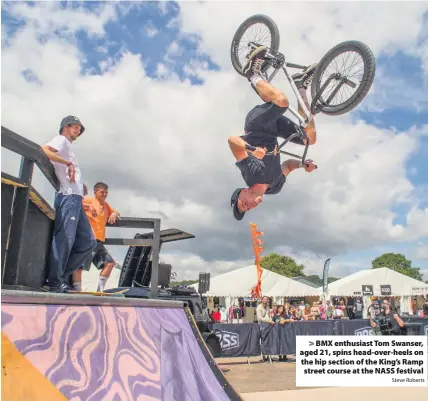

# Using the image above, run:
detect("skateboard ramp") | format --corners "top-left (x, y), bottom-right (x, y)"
top-left (1, 290), bottom-right (241, 401)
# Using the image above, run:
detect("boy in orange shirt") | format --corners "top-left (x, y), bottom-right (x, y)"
top-left (71, 182), bottom-right (120, 291)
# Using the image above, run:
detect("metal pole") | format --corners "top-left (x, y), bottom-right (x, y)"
top-left (150, 218), bottom-right (161, 298)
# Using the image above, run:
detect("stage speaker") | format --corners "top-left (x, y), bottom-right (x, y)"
top-left (198, 273), bottom-right (210, 294)
top-left (158, 263), bottom-right (172, 287)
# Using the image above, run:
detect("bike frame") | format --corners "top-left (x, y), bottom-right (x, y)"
top-left (248, 44), bottom-right (313, 162)
top-left (245, 38), bottom-right (360, 163)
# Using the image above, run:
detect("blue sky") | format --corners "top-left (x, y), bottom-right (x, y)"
top-left (2, 1), bottom-right (218, 84)
top-left (1, 1), bottom-right (427, 281)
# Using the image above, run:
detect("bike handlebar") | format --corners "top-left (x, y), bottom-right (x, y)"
top-left (245, 144), bottom-right (317, 169)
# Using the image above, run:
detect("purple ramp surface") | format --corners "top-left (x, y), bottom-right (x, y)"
top-left (1, 303), bottom-right (232, 401)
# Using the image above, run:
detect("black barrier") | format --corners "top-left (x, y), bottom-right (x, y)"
top-left (335, 319), bottom-right (374, 336)
top-left (261, 320), bottom-right (336, 355)
top-left (337, 318), bottom-right (428, 336)
top-left (213, 319), bottom-right (428, 358)
top-left (213, 323), bottom-right (261, 357)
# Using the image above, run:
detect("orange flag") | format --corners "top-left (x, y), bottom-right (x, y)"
top-left (250, 222), bottom-right (265, 298)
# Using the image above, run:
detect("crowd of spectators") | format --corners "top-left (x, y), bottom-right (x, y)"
top-left (256, 296), bottom-right (364, 324)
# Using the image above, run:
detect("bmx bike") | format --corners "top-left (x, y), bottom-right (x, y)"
top-left (230, 14), bottom-right (376, 163)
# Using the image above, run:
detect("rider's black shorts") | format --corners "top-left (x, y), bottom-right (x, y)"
top-left (244, 102), bottom-right (305, 145)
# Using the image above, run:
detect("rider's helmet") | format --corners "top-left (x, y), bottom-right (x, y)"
top-left (59, 115), bottom-right (85, 136)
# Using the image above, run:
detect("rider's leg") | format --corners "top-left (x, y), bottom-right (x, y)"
top-left (253, 79), bottom-right (289, 108)
top-left (242, 45), bottom-right (289, 108)
top-left (293, 64), bottom-right (318, 145)
top-left (297, 88), bottom-right (316, 145)
top-left (245, 82), bottom-right (291, 133)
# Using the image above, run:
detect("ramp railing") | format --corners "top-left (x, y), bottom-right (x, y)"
top-left (1, 126), bottom-right (162, 296)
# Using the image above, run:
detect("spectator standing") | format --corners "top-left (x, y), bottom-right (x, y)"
top-left (339, 299), bottom-right (349, 318)
top-left (290, 305), bottom-right (299, 320)
top-left (256, 296), bottom-right (275, 363)
top-left (310, 301), bottom-right (320, 320)
top-left (72, 182), bottom-right (120, 292)
top-left (421, 298), bottom-right (428, 318)
top-left (284, 303), bottom-right (294, 320)
top-left (256, 296), bottom-right (274, 324)
top-left (326, 304), bottom-right (335, 319)
top-left (353, 297), bottom-right (363, 319)
top-left (334, 304), bottom-right (345, 319)
top-left (41, 116), bottom-right (96, 292)
top-left (317, 300), bottom-right (326, 320)
top-left (270, 304), bottom-right (279, 318)
top-left (301, 303), bottom-right (312, 320)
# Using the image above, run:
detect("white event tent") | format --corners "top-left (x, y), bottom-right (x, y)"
top-left (319, 267), bottom-right (428, 297)
top-left (318, 267), bottom-right (428, 316)
top-left (189, 264), bottom-right (319, 297)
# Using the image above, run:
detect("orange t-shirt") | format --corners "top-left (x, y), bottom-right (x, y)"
top-left (83, 197), bottom-right (117, 242)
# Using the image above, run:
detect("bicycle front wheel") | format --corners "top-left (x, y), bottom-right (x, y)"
top-left (311, 41), bottom-right (376, 116)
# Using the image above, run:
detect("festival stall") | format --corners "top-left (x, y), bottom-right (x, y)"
top-left (190, 264), bottom-right (318, 321)
top-left (318, 267), bottom-right (428, 317)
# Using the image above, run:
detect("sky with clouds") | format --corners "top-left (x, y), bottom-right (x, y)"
top-left (1, 1), bottom-right (428, 284)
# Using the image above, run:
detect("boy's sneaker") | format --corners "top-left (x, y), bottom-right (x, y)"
top-left (292, 63), bottom-right (318, 90)
top-left (242, 45), bottom-right (267, 80)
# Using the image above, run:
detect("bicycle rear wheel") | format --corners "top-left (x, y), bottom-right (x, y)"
top-left (230, 14), bottom-right (280, 77)
top-left (310, 41), bottom-right (376, 116)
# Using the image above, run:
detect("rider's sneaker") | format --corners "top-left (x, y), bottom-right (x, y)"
top-left (242, 46), bottom-right (267, 80)
top-left (292, 63), bottom-right (318, 90)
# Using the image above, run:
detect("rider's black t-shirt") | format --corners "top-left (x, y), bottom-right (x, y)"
top-left (236, 131), bottom-right (286, 194)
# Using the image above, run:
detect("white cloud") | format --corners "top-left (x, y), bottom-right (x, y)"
top-left (178, 2), bottom-right (428, 110)
top-left (2, 2), bottom-right (118, 38)
top-left (410, 243), bottom-right (428, 261)
top-left (2, 2), bottom-right (428, 281)
top-left (143, 21), bottom-right (159, 38)
top-left (178, 2), bottom-right (428, 69)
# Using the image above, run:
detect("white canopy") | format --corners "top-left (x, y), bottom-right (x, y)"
top-left (189, 265), bottom-right (319, 297)
top-left (320, 267), bottom-right (428, 296)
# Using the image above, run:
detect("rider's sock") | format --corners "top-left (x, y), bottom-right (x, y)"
top-left (250, 74), bottom-right (263, 88)
top-left (73, 281), bottom-right (82, 291)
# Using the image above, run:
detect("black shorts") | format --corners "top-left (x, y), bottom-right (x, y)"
top-left (82, 240), bottom-right (115, 271)
top-left (244, 102), bottom-right (305, 145)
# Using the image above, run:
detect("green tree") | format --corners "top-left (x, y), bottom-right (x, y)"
top-left (260, 253), bottom-right (305, 277)
top-left (371, 253), bottom-right (423, 281)
top-left (304, 274), bottom-right (340, 287)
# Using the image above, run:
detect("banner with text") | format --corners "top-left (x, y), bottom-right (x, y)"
top-left (213, 323), bottom-right (261, 357)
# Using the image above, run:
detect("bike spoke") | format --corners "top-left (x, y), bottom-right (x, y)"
top-left (317, 49), bottom-right (366, 106)
top-left (235, 23), bottom-right (273, 69)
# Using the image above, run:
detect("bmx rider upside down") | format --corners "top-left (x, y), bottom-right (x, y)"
top-left (229, 46), bottom-right (318, 221)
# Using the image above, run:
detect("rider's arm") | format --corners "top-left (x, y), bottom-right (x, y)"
top-left (228, 136), bottom-right (252, 162)
top-left (281, 159), bottom-right (301, 177)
